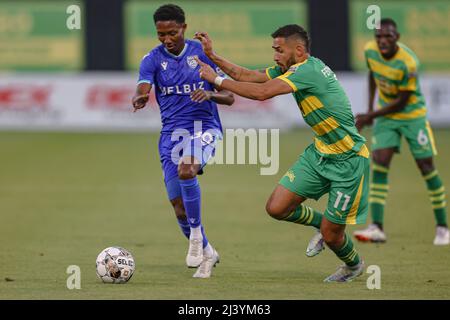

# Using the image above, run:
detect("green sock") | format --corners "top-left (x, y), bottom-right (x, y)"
top-left (331, 233), bottom-right (361, 267)
top-left (424, 170), bottom-right (448, 226)
top-left (370, 163), bottom-right (389, 227)
top-left (283, 204), bottom-right (323, 229)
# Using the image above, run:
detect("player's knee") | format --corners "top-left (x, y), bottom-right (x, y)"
top-left (372, 151), bottom-right (391, 168)
top-left (177, 164), bottom-right (197, 180)
top-left (416, 158), bottom-right (434, 175)
top-left (265, 200), bottom-right (285, 220)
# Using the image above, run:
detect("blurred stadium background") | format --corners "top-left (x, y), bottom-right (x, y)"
top-left (1, 0), bottom-right (450, 299)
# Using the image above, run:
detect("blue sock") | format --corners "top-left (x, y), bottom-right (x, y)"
top-left (179, 177), bottom-right (202, 228)
top-left (179, 177), bottom-right (210, 248)
top-left (176, 219), bottom-right (209, 248)
top-left (176, 218), bottom-right (190, 239)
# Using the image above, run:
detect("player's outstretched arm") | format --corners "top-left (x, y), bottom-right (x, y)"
top-left (132, 83), bottom-right (151, 112)
top-left (194, 31), bottom-right (269, 84)
top-left (195, 57), bottom-right (292, 101)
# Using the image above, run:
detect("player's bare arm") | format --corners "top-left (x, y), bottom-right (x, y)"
top-left (190, 88), bottom-right (234, 105)
top-left (196, 57), bottom-right (291, 100)
top-left (355, 90), bottom-right (412, 131)
top-left (132, 82), bottom-right (151, 112)
top-left (194, 31), bottom-right (269, 83)
top-left (354, 71), bottom-right (376, 130)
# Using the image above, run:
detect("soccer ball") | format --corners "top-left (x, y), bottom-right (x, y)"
top-left (96, 247), bottom-right (135, 284)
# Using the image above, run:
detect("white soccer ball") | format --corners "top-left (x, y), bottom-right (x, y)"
top-left (96, 247), bottom-right (135, 284)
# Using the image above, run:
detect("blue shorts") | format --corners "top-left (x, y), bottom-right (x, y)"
top-left (159, 128), bottom-right (222, 200)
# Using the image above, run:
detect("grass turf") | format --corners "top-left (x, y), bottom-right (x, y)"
top-left (1, 129), bottom-right (450, 299)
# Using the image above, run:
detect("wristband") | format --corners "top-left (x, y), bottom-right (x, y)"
top-left (214, 76), bottom-right (225, 87)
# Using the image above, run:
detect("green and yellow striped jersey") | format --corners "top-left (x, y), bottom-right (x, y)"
top-left (266, 56), bottom-right (368, 160)
top-left (364, 40), bottom-right (426, 121)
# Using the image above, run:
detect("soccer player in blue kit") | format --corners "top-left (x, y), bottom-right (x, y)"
top-left (132, 4), bottom-right (234, 278)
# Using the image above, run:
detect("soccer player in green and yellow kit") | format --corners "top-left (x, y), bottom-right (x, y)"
top-left (353, 18), bottom-right (449, 245)
top-left (194, 24), bottom-right (369, 282)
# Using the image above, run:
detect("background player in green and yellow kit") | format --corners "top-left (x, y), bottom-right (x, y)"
top-left (194, 24), bottom-right (369, 282)
top-left (353, 18), bottom-right (449, 245)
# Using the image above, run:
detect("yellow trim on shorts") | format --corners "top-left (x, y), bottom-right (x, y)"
top-left (346, 175), bottom-right (365, 224)
top-left (426, 120), bottom-right (438, 156)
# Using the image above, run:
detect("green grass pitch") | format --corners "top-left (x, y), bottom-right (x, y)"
top-left (1, 129), bottom-right (450, 299)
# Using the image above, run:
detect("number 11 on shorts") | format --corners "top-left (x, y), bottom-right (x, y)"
top-left (334, 191), bottom-right (351, 211)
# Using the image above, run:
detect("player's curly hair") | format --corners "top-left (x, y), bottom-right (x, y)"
top-left (271, 24), bottom-right (310, 52)
top-left (380, 18), bottom-right (397, 29)
top-left (153, 4), bottom-right (185, 24)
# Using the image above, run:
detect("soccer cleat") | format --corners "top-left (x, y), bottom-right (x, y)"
top-left (433, 226), bottom-right (450, 245)
top-left (353, 224), bottom-right (387, 243)
top-left (306, 229), bottom-right (325, 257)
top-left (193, 249), bottom-right (220, 278)
top-left (323, 260), bottom-right (365, 283)
top-left (186, 236), bottom-right (203, 268)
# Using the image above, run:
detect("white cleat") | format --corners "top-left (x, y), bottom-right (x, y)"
top-left (306, 229), bottom-right (325, 257)
top-left (193, 249), bottom-right (220, 278)
top-left (324, 260), bottom-right (365, 283)
top-left (186, 236), bottom-right (203, 268)
top-left (434, 226), bottom-right (450, 245)
top-left (353, 224), bottom-right (387, 243)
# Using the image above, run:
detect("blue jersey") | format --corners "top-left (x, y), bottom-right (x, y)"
top-left (138, 39), bottom-right (223, 134)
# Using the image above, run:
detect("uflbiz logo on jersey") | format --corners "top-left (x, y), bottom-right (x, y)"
top-left (161, 61), bottom-right (168, 70)
top-left (187, 55), bottom-right (198, 69)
